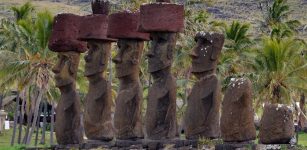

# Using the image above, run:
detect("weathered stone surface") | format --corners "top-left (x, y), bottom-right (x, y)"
top-left (221, 78), bottom-right (256, 142)
top-left (138, 3), bottom-right (184, 33)
top-left (184, 32), bottom-right (224, 140)
top-left (113, 39), bottom-right (144, 140)
top-left (48, 14), bottom-right (87, 53)
top-left (83, 41), bottom-right (114, 141)
top-left (259, 104), bottom-right (295, 144)
top-left (147, 33), bottom-right (177, 73)
top-left (78, 15), bottom-right (116, 42)
top-left (156, 0), bottom-right (171, 2)
top-left (184, 75), bottom-right (221, 139)
top-left (108, 11), bottom-right (150, 40)
top-left (52, 51), bottom-right (83, 145)
top-left (91, 0), bottom-right (109, 15)
top-left (190, 32), bottom-right (225, 73)
top-left (145, 32), bottom-right (178, 140)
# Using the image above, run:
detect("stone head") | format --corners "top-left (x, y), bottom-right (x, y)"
top-left (190, 31), bottom-right (224, 74)
top-left (146, 32), bottom-right (176, 73)
top-left (52, 51), bottom-right (80, 87)
top-left (112, 39), bottom-right (144, 78)
top-left (84, 41), bottom-right (111, 77)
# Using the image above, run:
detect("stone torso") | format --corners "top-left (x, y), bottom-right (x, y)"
top-left (145, 74), bottom-right (177, 140)
top-left (184, 74), bottom-right (221, 139)
top-left (55, 89), bottom-right (83, 145)
top-left (84, 78), bottom-right (114, 140)
top-left (114, 81), bottom-right (143, 140)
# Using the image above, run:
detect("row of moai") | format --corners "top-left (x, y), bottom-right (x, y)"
top-left (48, 0), bottom-right (295, 147)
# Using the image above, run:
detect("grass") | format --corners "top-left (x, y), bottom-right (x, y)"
top-left (298, 132), bottom-right (307, 146)
top-left (0, 126), bottom-right (55, 150)
top-left (2, 128), bottom-right (307, 149)
top-left (0, 0), bottom-right (90, 19)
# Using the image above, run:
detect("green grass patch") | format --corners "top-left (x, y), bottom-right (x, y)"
top-left (0, 126), bottom-right (55, 148)
top-left (298, 132), bottom-right (307, 147)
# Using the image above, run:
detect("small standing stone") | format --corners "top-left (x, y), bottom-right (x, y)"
top-left (259, 104), bottom-right (295, 144)
top-left (221, 78), bottom-right (256, 142)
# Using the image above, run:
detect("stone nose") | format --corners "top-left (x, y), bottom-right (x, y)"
top-left (189, 49), bottom-right (198, 59)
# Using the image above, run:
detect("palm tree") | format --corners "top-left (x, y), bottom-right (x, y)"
top-left (0, 3), bottom-right (57, 145)
top-left (224, 21), bottom-right (252, 53)
top-left (215, 21), bottom-right (255, 90)
top-left (11, 2), bottom-right (34, 22)
top-left (261, 0), bottom-right (301, 35)
top-left (252, 37), bottom-right (306, 105)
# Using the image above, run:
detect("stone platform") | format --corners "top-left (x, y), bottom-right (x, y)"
top-left (50, 139), bottom-right (200, 150)
top-left (216, 143), bottom-right (295, 150)
top-left (47, 140), bottom-right (296, 150)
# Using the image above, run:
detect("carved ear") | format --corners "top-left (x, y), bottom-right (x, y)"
top-left (211, 34), bottom-right (225, 60)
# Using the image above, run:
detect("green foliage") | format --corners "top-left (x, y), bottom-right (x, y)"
top-left (262, 0), bottom-right (301, 38)
top-left (198, 138), bottom-right (223, 148)
top-left (253, 37), bottom-right (306, 104)
top-left (267, 0), bottom-right (290, 25)
top-left (224, 21), bottom-right (252, 52)
top-left (11, 2), bottom-right (34, 21)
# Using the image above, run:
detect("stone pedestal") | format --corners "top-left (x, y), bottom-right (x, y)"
top-left (0, 110), bottom-right (7, 133)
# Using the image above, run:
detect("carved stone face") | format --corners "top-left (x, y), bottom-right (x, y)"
top-left (113, 39), bottom-right (143, 78)
top-left (190, 32), bottom-right (224, 74)
top-left (52, 51), bottom-right (80, 87)
top-left (190, 38), bottom-right (213, 73)
top-left (147, 33), bottom-right (176, 73)
top-left (84, 41), bottom-right (111, 77)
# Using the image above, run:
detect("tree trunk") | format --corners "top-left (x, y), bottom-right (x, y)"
top-left (10, 92), bottom-right (20, 146)
top-left (0, 95), bottom-right (3, 110)
top-left (299, 93), bottom-right (307, 132)
top-left (50, 102), bottom-right (55, 145)
top-left (23, 109), bottom-right (32, 144)
top-left (35, 103), bottom-right (43, 146)
top-left (23, 88), bottom-right (38, 144)
top-left (26, 89), bottom-right (44, 144)
top-left (18, 92), bottom-right (26, 144)
top-left (40, 100), bottom-right (47, 144)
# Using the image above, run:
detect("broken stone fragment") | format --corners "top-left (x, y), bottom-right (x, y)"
top-left (91, 0), bottom-right (110, 15)
top-left (221, 77), bottom-right (256, 142)
top-left (259, 104), bottom-right (295, 144)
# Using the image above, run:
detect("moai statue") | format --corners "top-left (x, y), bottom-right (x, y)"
top-left (259, 104), bottom-right (294, 144)
top-left (48, 13), bottom-right (87, 145)
top-left (184, 32), bottom-right (224, 140)
top-left (78, 0), bottom-right (115, 141)
top-left (107, 11), bottom-right (150, 140)
top-left (138, 0), bottom-right (184, 140)
top-left (221, 78), bottom-right (256, 142)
